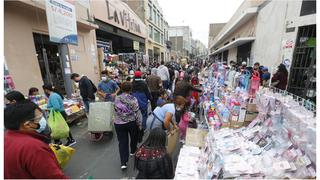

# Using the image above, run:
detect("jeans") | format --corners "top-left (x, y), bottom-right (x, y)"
top-left (140, 108), bottom-right (148, 130)
top-left (114, 121), bottom-right (138, 165)
top-left (162, 80), bottom-right (169, 90)
top-left (83, 99), bottom-right (95, 113)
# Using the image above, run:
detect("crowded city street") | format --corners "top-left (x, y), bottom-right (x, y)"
top-left (3, 0), bottom-right (317, 179)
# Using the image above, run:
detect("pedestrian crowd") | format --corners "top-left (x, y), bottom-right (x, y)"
top-left (4, 58), bottom-right (289, 179)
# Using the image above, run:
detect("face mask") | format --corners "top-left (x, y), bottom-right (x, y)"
top-left (101, 76), bottom-right (107, 81)
top-left (176, 106), bottom-right (182, 111)
top-left (36, 117), bottom-right (47, 133)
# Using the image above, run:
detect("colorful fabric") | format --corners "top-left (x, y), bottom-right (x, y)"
top-left (114, 93), bottom-right (140, 125)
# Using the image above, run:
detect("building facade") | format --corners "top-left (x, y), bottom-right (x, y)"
top-left (125, 0), bottom-right (166, 65)
top-left (208, 23), bottom-right (226, 49)
top-left (194, 40), bottom-right (208, 59)
top-left (169, 26), bottom-right (193, 60)
top-left (4, 0), bottom-right (99, 96)
top-left (209, 0), bottom-right (316, 101)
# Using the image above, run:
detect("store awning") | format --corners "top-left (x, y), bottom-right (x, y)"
top-left (209, 37), bottom-right (255, 55)
top-left (209, 7), bottom-right (258, 50)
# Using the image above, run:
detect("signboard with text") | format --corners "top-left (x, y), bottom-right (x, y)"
top-left (46, 0), bottom-right (78, 45)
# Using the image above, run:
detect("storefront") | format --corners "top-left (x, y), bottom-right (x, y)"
top-left (4, 1), bottom-right (99, 96)
top-left (91, 0), bottom-right (147, 71)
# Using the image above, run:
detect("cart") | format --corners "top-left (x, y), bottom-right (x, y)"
top-left (88, 102), bottom-right (115, 141)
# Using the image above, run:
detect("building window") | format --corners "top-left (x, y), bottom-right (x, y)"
top-left (153, 9), bottom-right (157, 24)
top-left (148, 4), bottom-right (152, 20)
top-left (300, 0), bottom-right (316, 16)
top-left (154, 29), bottom-right (160, 43)
top-left (157, 14), bottom-right (160, 26)
top-left (149, 25), bottom-right (153, 39)
top-left (161, 34), bottom-right (163, 45)
top-left (160, 18), bottom-right (163, 29)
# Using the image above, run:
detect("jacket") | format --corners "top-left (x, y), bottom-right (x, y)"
top-left (47, 92), bottom-right (64, 112)
top-left (157, 65), bottom-right (170, 81)
top-left (132, 79), bottom-right (152, 110)
top-left (79, 76), bottom-right (96, 101)
top-left (174, 80), bottom-right (202, 98)
top-left (135, 145), bottom-right (174, 179)
top-left (4, 130), bottom-right (67, 179)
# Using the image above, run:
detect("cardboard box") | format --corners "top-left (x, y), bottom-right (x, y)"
top-left (247, 104), bottom-right (258, 112)
top-left (230, 121), bottom-right (244, 129)
top-left (221, 122), bottom-right (231, 128)
top-left (245, 112), bottom-right (259, 122)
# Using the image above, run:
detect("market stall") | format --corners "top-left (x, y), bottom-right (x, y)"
top-left (174, 62), bottom-right (316, 179)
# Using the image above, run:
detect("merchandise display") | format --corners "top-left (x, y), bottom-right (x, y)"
top-left (29, 95), bottom-right (48, 110)
top-left (63, 97), bottom-right (86, 123)
top-left (175, 63), bottom-right (316, 179)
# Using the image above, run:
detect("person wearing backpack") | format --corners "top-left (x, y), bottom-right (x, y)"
top-left (71, 73), bottom-right (97, 113)
top-left (97, 70), bottom-right (120, 102)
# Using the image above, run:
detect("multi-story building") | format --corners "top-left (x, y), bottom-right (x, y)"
top-left (208, 23), bottom-right (226, 52)
top-left (194, 40), bottom-right (208, 59)
top-left (208, 0), bottom-right (316, 102)
top-left (124, 0), bottom-right (166, 65)
top-left (4, 0), bottom-right (99, 96)
top-left (169, 26), bottom-right (193, 60)
top-left (164, 20), bottom-right (172, 62)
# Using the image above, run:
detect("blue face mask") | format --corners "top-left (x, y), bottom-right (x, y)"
top-left (36, 117), bottom-right (47, 133)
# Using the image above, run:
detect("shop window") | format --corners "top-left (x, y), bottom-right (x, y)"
top-left (300, 0), bottom-right (316, 16)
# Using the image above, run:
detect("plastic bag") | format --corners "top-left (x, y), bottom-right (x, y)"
top-left (50, 144), bottom-right (75, 169)
top-left (48, 110), bottom-right (70, 139)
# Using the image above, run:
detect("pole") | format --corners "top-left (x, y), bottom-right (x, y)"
top-left (58, 44), bottom-right (72, 98)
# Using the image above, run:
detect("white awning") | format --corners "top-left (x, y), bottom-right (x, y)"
top-left (209, 37), bottom-right (255, 56)
top-left (209, 7), bottom-right (258, 50)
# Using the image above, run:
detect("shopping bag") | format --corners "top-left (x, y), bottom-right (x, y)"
top-left (48, 110), bottom-right (70, 139)
top-left (50, 144), bottom-right (75, 169)
top-left (167, 128), bottom-right (179, 155)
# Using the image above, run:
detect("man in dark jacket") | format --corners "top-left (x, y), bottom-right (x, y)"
top-left (71, 73), bottom-right (97, 113)
top-left (4, 101), bottom-right (67, 179)
top-left (132, 71), bottom-right (152, 130)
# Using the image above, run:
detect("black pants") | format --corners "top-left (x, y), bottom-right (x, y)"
top-left (54, 111), bottom-right (74, 143)
top-left (151, 91), bottom-right (159, 111)
top-left (114, 121), bottom-right (138, 165)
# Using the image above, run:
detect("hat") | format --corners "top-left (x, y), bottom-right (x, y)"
top-left (242, 61), bottom-right (247, 65)
top-left (262, 67), bottom-right (268, 71)
top-left (134, 71), bottom-right (142, 78)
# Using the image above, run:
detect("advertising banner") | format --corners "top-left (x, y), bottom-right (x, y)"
top-left (46, 0), bottom-right (78, 45)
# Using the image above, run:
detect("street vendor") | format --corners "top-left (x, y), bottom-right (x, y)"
top-left (97, 70), bottom-right (120, 102)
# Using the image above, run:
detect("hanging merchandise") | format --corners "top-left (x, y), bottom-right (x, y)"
top-left (239, 70), bottom-right (251, 90)
top-left (249, 70), bottom-right (260, 97)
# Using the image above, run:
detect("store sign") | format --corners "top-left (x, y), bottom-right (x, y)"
top-left (45, 0), bottom-right (78, 45)
top-left (91, 0), bottom-right (146, 38)
top-left (282, 39), bottom-right (294, 69)
top-left (133, 41), bottom-right (139, 51)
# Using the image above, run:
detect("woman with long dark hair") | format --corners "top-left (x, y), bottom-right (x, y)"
top-left (135, 127), bottom-right (174, 179)
top-left (271, 63), bottom-right (288, 90)
top-left (42, 84), bottom-right (76, 146)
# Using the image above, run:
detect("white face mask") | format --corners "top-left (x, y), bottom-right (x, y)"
top-left (36, 117), bottom-right (47, 133)
top-left (101, 76), bottom-right (107, 81)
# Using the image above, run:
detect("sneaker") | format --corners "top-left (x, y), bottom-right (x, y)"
top-left (130, 153), bottom-right (135, 156)
top-left (121, 163), bottom-right (127, 170)
top-left (54, 140), bottom-right (63, 145)
top-left (65, 139), bottom-right (77, 147)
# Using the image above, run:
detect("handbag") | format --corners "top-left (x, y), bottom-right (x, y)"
top-left (47, 110), bottom-right (70, 139)
top-left (50, 144), bottom-right (75, 169)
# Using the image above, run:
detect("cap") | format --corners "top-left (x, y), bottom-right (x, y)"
top-left (134, 71), bottom-right (142, 78)
top-left (262, 67), bottom-right (268, 71)
top-left (242, 61), bottom-right (247, 65)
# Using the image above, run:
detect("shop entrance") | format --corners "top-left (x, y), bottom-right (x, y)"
top-left (237, 42), bottom-right (252, 64)
top-left (287, 24), bottom-right (316, 103)
top-left (33, 33), bottom-right (66, 94)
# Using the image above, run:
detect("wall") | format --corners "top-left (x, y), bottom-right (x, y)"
top-left (4, 1), bottom-right (99, 94)
top-left (228, 47), bottom-right (237, 63)
top-left (208, 23), bottom-right (226, 48)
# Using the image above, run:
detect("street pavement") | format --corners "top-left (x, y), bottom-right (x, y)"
top-left (63, 118), bottom-right (181, 179)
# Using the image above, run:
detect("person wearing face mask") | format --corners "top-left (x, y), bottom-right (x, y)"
top-left (4, 102), bottom-right (67, 179)
top-left (71, 73), bottom-right (97, 113)
top-left (146, 96), bottom-right (186, 131)
top-left (43, 84), bottom-right (76, 146)
top-left (97, 70), bottom-right (120, 102)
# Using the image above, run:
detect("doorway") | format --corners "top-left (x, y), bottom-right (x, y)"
top-left (237, 42), bottom-right (252, 64)
top-left (33, 33), bottom-right (66, 94)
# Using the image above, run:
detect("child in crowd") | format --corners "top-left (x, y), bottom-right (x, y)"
top-left (157, 89), bottom-right (168, 107)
